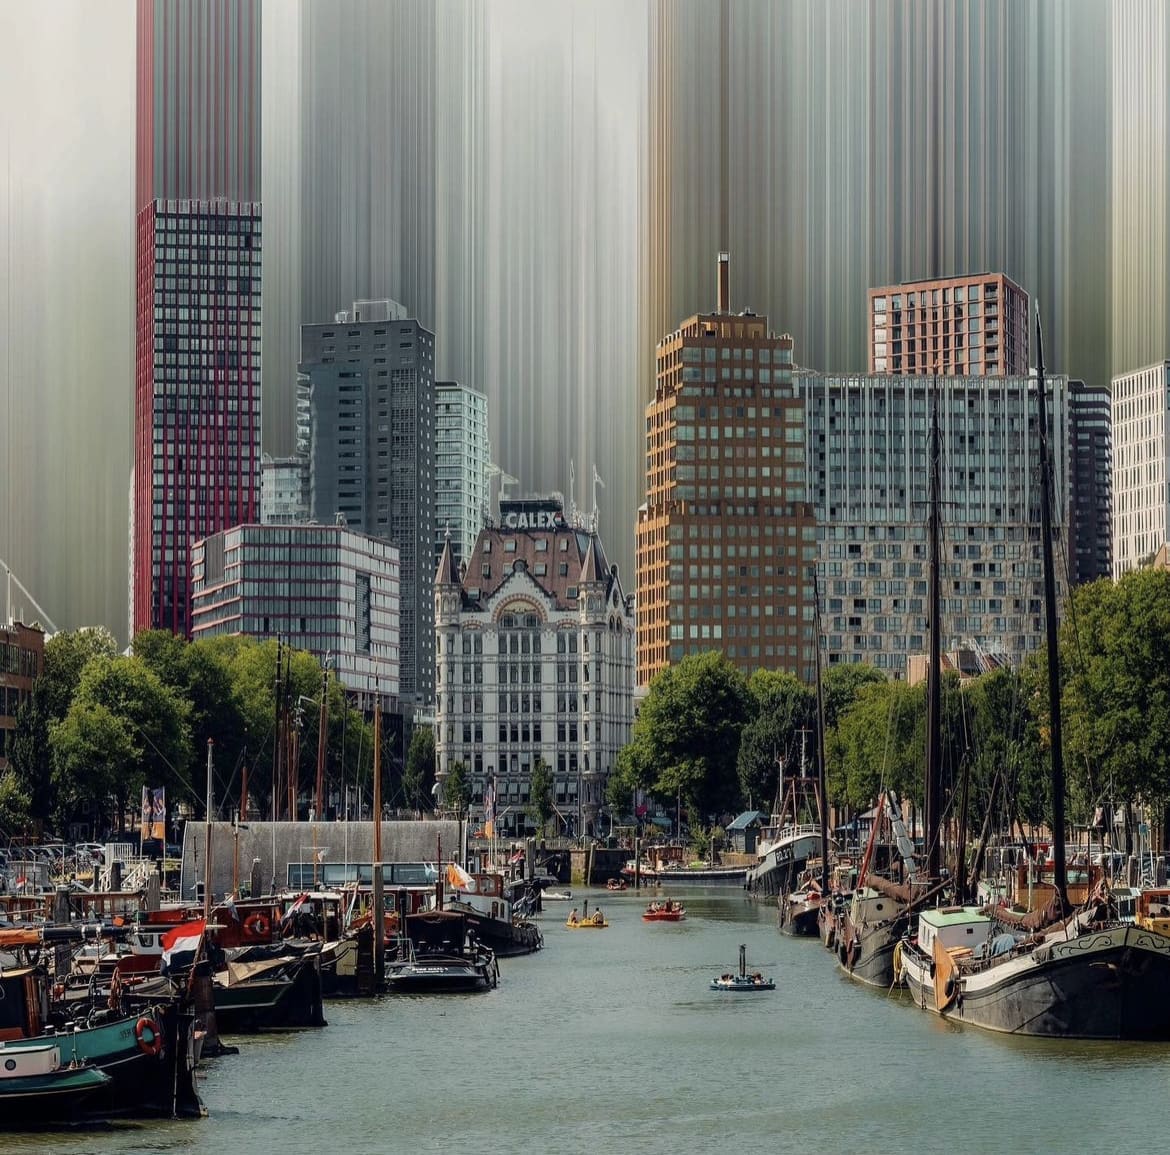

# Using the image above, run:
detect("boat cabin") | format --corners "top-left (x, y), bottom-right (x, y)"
top-left (0, 968), bottom-right (45, 1041)
top-left (916, 907), bottom-right (994, 960)
top-left (1135, 889), bottom-right (1170, 936)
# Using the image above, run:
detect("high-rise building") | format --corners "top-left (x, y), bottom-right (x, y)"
top-left (434, 496), bottom-right (635, 839)
top-left (298, 299), bottom-right (435, 708)
top-left (1111, 361), bottom-right (1170, 578)
top-left (1067, 381), bottom-right (1113, 585)
top-left (131, 0), bottom-right (262, 639)
top-left (435, 381), bottom-right (490, 568)
top-left (636, 254), bottom-right (817, 687)
top-left (798, 373), bottom-right (1071, 676)
top-left (867, 274), bottom-right (1030, 377)
top-left (260, 454), bottom-right (308, 525)
top-left (190, 523), bottom-right (400, 705)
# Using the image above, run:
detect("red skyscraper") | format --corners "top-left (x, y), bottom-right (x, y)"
top-left (132, 0), bottom-right (262, 638)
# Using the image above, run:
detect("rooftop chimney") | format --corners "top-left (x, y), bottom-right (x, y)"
top-left (717, 252), bottom-right (730, 313)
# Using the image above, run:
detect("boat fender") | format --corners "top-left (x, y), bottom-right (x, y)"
top-left (892, 941), bottom-right (904, 983)
top-left (135, 1015), bottom-right (163, 1058)
top-left (944, 974), bottom-right (957, 1001)
top-left (244, 913), bottom-right (271, 938)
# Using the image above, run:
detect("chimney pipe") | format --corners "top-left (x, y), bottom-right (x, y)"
top-left (717, 252), bottom-right (730, 313)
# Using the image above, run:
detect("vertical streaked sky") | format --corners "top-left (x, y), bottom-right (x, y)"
top-left (0, 2), bottom-right (135, 637)
top-left (1, 1), bottom-right (1167, 643)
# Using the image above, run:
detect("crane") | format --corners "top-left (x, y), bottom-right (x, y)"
top-left (1, 558), bottom-right (58, 633)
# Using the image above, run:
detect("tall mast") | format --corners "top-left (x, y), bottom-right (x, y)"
top-left (204, 739), bottom-right (214, 920)
top-left (315, 658), bottom-right (330, 820)
top-left (1034, 307), bottom-right (1069, 913)
top-left (925, 388), bottom-right (943, 885)
top-left (813, 570), bottom-right (830, 893)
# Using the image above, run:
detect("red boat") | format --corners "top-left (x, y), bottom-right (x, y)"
top-left (606, 879), bottom-right (628, 892)
top-left (642, 901), bottom-right (685, 922)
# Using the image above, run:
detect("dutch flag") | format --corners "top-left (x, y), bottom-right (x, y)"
top-left (160, 918), bottom-right (206, 975)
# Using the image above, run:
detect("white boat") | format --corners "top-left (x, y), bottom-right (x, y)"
top-left (541, 890), bottom-right (572, 901)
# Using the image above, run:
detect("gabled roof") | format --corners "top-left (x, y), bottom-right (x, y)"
top-left (579, 535), bottom-right (603, 584)
top-left (460, 522), bottom-right (621, 613)
top-left (435, 531), bottom-right (461, 587)
top-left (727, 810), bottom-right (769, 831)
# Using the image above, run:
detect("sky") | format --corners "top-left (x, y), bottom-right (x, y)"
top-left (1, 1), bottom-right (1166, 644)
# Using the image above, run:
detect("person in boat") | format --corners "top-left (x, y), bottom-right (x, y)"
top-left (591, 908), bottom-right (605, 925)
top-left (568, 907), bottom-right (579, 925)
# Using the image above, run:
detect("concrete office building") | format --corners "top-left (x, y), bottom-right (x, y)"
top-left (798, 373), bottom-right (1071, 675)
top-left (868, 273), bottom-right (1030, 378)
top-left (435, 381), bottom-right (490, 568)
top-left (635, 253), bottom-right (817, 686)
top-left (190, 522), bottom-right (400, 704)
top-left (297, 299), bottom-right (435, 708)
top-left (1112, 361), bottom-right (1170, 578)
top-left (1067, 381), bottom-right (1113, 585)
top-left (434, 497), bottom-right (635, 839)
top-left (261, 454), bottom-right (309, 525)
top-left (131, 0), bottom-right (262, 640)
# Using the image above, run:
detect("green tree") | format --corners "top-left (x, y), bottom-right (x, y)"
top-left (443, 760), bottom-right (471, 814)
top-left (618, 651), bottom-right (753, 824)
top-left (831, 678), bottom-right (921, 810)
top-left (964, 666), bottom-right (1047, 837)
top-left (49, 654), bottom-right (191, 833)
top-left (402, 726), bottom-right (436, 811)
top-left (528, 756), bottom-right (555, 836)
top-left (737, 669), bottom-right (816, 811)
top-left (9, 627), bottom-right (119, 829)
top-left (0, 769), bottom-right (31, 839)
top-left (1059, 569), bottom-right (1170, 828)
top-left (134, 630), bottom-right (248, 801)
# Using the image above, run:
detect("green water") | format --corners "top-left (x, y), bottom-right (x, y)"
top-left (6, 887), bottom-right (1169, 1154)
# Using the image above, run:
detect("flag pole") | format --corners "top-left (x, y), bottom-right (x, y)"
top-left (204, 739), bottom-right (214, 921)
top-left (372, 696), bottom-right (384, 988)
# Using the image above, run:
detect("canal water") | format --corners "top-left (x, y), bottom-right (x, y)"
top-left (7, 886), bottom-right (1169, 1154)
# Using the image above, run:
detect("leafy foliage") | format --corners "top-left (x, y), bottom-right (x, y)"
top-left (49, 654), bottom-right (190, 833)
top-left (444, 760), bottom-right (471, 814)
top-left (619, 652), bottom-right (753, 822)
top-left (737, 670), bottom-right (815, 811)
top-left (402, 726), bottom-right (436, 811)
top-left (1059, 569), bottom-right (1170, 822)
top-left (527, 756), bottom-right (555, 835)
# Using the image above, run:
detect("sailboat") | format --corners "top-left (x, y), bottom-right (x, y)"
top-left (779, 609), bottom-right (832, 937)
top-left (898, 311), bottom-right (1170, 1038)
top-left (836, 391), bottom-right (952, 987)
top-left (745, 730), bottom-right (824, 902)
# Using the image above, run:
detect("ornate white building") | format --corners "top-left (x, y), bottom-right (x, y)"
top-left (434, 498), bottom-right (635, 839)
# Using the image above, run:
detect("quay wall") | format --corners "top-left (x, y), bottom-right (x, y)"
top-left (179, 820), bottom-right (462, 901)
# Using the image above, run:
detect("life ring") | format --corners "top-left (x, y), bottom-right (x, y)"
top-left (135, 1016), bottom-right (163, 1058)
top-left (244, 913), bottom-right (271, 938)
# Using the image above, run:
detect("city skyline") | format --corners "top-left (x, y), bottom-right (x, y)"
top-left (2, 1), bottom-right (1169, 643)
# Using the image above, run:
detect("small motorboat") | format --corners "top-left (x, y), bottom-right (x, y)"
top-left (642, 901), bottom-right (686, 922)
top-left (565, 906), bottom-right (608, 929)
top-left (0, 1043), bottom-right (111, 1122)
top-left (710, 944), bottom-right (775, 991)
top-left (542, 889), bottom-right (573, 901)
top-left (606, 878), bottom-right (628, 892)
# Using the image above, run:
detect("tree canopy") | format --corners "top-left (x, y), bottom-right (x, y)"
top-left (402, 726), bottom-right (436, 812)
top-left (616, 651), bottom-right (754, 824)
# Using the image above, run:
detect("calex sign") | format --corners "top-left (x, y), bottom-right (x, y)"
top-left (503, 509), bottom-right (559, 530)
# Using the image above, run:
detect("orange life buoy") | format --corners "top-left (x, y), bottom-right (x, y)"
top-left (244, 912), bottom-right (271, 938)
top-left (135, 1016), bottom-right (163, 1058)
